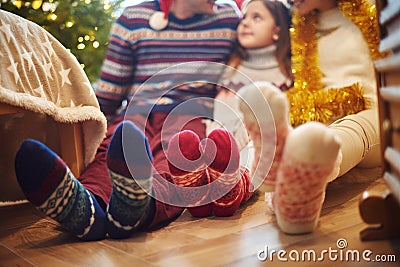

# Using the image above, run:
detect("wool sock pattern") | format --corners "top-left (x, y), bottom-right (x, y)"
top-left (205, 129), bottom-right (243, 217)
top-left (14, 139), bottom-right (106, 241)
top-left (38, 168), bottom-right (75, 218)
top-left (238, 82), bottom-right (292, 192)
top-left (106, 170), bottom-right (151, 232)
top-left (274, 122), bottom-right (341, 234)
top-left (106, 121), bottom-right (153, 239)
top-left (42, 172), bottom-right (105, 240)
top-left (167, 130), bottom-right (212, 217)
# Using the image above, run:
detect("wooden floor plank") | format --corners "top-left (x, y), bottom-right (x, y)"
top-left (0, 244), bottom-right (36, 267)
top-left (101, 228), bottom-right (207, 259)
top-left (0, 202), bottom-right (41, 233)
top-left (0, 167), bottom-right (399, 266)
top-left (0, 218), bottom-right (154, 267)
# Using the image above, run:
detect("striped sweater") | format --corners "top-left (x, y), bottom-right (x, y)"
top-left (95, 0), bottom-right (240, 119)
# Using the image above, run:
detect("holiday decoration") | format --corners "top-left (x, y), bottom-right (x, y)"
top-left (1, 0), bottom-right (123, 83)
top-left (287, 0), bottom-right (387, 127)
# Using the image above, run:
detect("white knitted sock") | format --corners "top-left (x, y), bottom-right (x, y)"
top-left (238, 81), bottom-right (292, 192)
top-left (274, 122), bottom-right (342, 234)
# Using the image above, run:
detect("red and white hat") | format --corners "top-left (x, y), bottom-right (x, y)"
top-left (149, 0), bottom-right (173, 30)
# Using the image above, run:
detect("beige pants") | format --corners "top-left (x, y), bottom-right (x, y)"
top-left (329, 108), bottom-right (381, 178)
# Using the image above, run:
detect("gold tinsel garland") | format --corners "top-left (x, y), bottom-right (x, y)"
top-left (338, 0), bottom-right (386, 61)
top-left (286, 0), bottom-right (386, 127)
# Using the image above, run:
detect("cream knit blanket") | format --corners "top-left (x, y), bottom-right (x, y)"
top-left (0, 10), bottom-right (107, 202)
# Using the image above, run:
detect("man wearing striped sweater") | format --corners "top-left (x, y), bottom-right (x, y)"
top-left (15, 0), bottom-right (253, 240)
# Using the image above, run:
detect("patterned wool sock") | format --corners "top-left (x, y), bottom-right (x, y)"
top-left (106, 121), bottom-right (153, 239)
top-left (167, 130), bottom-right (212, 217)
top-left (14, 139), bottom-right (106, 241)
top-left (274, 122), bottom-right (341, 234)
top-left (205, 128), bottom-right (243, 217)
top-left (238, 81), bottom-right (292, 192)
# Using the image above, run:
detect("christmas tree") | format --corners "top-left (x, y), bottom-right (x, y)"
top-left (1, 0), bottom-right (123, 83)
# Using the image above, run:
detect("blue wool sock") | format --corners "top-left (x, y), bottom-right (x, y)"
top-left (14, 139), bottom-right (106, 241)
top-left (106, 121), bottom-right (153, 239)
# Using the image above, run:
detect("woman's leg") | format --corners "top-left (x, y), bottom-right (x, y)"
top-left (328, 108), bottom-right (381, 179)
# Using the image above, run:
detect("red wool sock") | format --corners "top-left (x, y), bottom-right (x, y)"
top-left (167, 130), bottom-right (212, 217)
top-left (204, 128), bottom-right (243, 217)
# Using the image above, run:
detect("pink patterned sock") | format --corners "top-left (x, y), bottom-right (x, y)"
top-left (274, 122), bottom-right (341, 234)
top-left (238, 82), bottom-right (292, 192)
top-left (167, 130), bottom-right (211, 217)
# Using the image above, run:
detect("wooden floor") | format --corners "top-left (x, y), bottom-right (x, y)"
top-left (1, 167), bottom-right (400, 267)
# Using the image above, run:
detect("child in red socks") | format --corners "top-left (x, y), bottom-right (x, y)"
top-left (239, 0), bottom-right (383, 234)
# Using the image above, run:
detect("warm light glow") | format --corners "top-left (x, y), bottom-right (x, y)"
top-left (66, 21), bottom-right (74, 28)
top-left (93, 41), bottom-right (100, 48)
top-left (84, 35), bottom-right (90, 41)
top-left (48, 13), bottom-right (57, 20)
top-left (78, 36), bottom-right (84, 42)
top-left (77, 43), bottom-right (86, 50)
top-left (14, 0), bottom-right (22, 9)
top-left (85, 0), bottom-right (91, 4)
top-left (32, 0), bottom-right (43, 10)
top-left (42, 2), bottom-right (57, 12)
top-left (103, 0), bottom-right (111, 10)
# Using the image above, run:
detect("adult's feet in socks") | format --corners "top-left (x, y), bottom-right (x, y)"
top-left (205, 128), bottom-right (243, 217)
top-left (106, 121), bottom-right (153, 239)
top-left (167, 130), bottom-right (211, 217)
top-left (274, 122), bottom-right (341, 234)
top-left (238, 81), bottom-right (292, 192)
top-left (14, 139), bottom-right (106, 241)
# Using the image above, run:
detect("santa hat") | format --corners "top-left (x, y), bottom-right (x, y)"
top-left (160, 0), bottom-right (173, 19)
top-left (149, 0), bottom-right (173, 30)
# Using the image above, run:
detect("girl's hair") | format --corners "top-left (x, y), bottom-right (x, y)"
top-left (229, 0), bottom-right (293, 79)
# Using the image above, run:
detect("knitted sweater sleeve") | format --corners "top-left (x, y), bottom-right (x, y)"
top-left (95, 9), bottom-right (136, 120)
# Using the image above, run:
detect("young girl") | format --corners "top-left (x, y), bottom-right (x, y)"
top-left (239, 0), bottom-right (384, 234)
top-left (208, 0), bottom-right (292, 189)
top-left (177, 0), bottom-right (293, 218)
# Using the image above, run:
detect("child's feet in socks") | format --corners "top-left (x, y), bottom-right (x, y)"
top-left (167, 130), bottom-right (211, 217)
top-left (106, 121), bottom-right (153, 239)
top-left (274, 122), bottom-right (341, 234)
top-left (238, 81), bottom-right (292, 192)
top-left (205, 128), bottom-right (243, 217)
top-left (14, 139), bottom-right (106, 241)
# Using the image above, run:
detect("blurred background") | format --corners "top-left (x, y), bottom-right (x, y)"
top-left (0, 0), bottom-right (240, 84)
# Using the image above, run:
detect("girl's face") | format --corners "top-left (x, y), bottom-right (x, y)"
top-left (293, 0), bottom-right (337, 16)
top-left (237, 1), bottom-right (279, 49)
